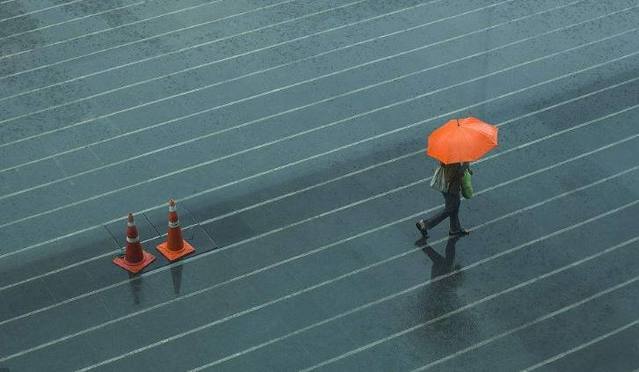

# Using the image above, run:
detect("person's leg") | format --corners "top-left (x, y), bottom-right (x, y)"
top-left (417, 192), bottom-right (453, 238)
top-left (447, 192), bottom-right (461, 233)
top-left (424, 208), bottom-right (449, 230)
top-left (447, 192), bottom-right (469, 236)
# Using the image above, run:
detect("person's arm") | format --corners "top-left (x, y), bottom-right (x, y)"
top-left (457, 163), bottom-right (467, 180)
top-left (462, 162), bottom-right (472, 175)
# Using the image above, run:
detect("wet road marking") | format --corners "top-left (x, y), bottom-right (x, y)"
top-left (210, 236), bottom-right (639, 371)
top-left (0, 0), bottom-right (515, 123)
top-left (1, 75), bottom-right (634, 295)
top-left (1, 0), bottom-right (636, 370)
top-left (0, 0), bottom-right (446, 106)
top-left (0, 1), bottom-right (182, 47)
top-left (301, 231), bottom-right (639, 371)
top-left (1, 26), bottom-right (636, 234)
top-left (3, 134), bottom-right (637, 362)
top-left (0, 0), bottom-right (94, 23)
top-left (520, 318), bottom-right (639, 371)
top-left (0, 0), bottom-right (589, 174)
top-left (1, 42), bottom-right (635, 266)
top-left (0, 0), bottom-right (366, 81)
top-left (411, 245), bottom-right (639, 370)
top-left (77, 194), bottom-right (639, 370)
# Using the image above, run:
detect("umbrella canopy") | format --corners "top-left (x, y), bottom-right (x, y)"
top-left (427, 117), bottom-right (498, 164)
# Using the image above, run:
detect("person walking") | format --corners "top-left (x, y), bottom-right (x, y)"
top-left (416, 162), bottom-right (470, 239)
top-left (415, 117), bottom-right (499, 240)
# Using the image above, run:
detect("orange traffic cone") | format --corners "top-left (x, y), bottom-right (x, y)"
top-left (113, 213), bottom-right (156, 273)
top-left (156, 199), bottom-right (195, 261)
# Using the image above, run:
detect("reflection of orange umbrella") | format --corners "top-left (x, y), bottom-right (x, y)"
top-left (427, 117), bottom-right (498, 164)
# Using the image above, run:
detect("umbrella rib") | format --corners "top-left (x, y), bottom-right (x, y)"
top-left (462, 125), bottom-right (474, 163)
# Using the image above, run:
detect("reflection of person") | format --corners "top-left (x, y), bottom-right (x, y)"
top-left (416, 162), bottom-right (471, 239)
top-left (423, 236), bottom-right (477, 342)
top-left (423, 236), bottom-right (461, 279)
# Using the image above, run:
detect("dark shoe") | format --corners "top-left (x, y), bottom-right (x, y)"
top-left (416, 220), bottom-right (429, 239)
top-left (449, 229), bottom-right (470, 237)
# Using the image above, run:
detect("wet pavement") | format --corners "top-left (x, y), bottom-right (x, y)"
top-left (0, 0), bottom-right (638, 370)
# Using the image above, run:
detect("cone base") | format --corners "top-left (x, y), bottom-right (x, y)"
top-left (113, 250), bottom-right (156, 273)
top-left (156, 240), bottom-right (195, 262)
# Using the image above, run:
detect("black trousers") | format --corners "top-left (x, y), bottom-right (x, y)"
top-left (424, 191), bottom-right (461, 232)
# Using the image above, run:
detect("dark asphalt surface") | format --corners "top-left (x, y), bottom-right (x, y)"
top-left (1, 0), bottom-right (638, 371)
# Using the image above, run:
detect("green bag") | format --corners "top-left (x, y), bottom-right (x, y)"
top-left (461, 169), bottom-right (474, 199)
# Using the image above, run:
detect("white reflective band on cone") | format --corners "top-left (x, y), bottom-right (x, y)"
top-left (126, 236), bottom-right (140, 243)
top-left (168, 220), bottom-right (180, 228)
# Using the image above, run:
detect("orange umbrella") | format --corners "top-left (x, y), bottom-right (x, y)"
top-left (427, 117), bottom-right (498, 164)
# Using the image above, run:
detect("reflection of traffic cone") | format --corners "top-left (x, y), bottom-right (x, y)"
top-left (156, 199), bottom-right (195, 262)
top-left (113, 213), bottom-right (156, 273)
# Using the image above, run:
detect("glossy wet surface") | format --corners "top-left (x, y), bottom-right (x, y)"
top-left (0, 0), bottom-right (638, 370)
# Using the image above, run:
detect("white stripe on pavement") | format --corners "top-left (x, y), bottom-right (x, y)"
top-left (203, 235), bottom-right (639, 371)
top-left (1, 44), bottom-right (636, 265)
top-left (300, 225), bottom-right (639, 371)
top-left (1, 27), bottom-right (636, 232)
top-left (411, 239), bottom-right (639, 371)
top-left (0, 0), bottom-right (516, 124)
top-left (1, 75), bottom-right (634, 294)
top-left (3, 133), bottom-right (636, 361)
top-left (0, 0), bottom-right (93, 23)
top-left (79, 198), bottom-right (639, 370)
top-left (0, 0), bottom-right (217, 45)
top-left (0, 0), bottom-right (590, 175)
top-left (2, 101), bottom-right (636, 334)
top-left (0, 0), bottom-right (446, 101)
top-left (0, 0), bottom-right (365, 80)
top-left (521, 319), bottom-right (639, 371)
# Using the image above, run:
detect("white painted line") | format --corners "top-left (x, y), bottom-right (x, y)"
top-left (2, 44), bottom-right (635, 263)
top-left (0, 1), bottom-right (146, 42)
top-left (0, 0), bottom-right (439, 74)
top-left (0, 0), bottom-right (93, 23)
top-left (76, 197), bottom-right (639, 370)
top-left (0, 0), bottom-right (365, 80)
top-left (0, 0), bottom-right (447, 105)
top-left (300, 229), bottom-right (639, 372)
top-left (0, 0), bottom-right (591, 169)
top-left (0, 6), bottom-right (631, 189)
top-left (0, 2), bottom-right (579, 197)
top-left (521, 319), bottom-right (639, 371)
top-left (0, 0), bottom-right (223, 56)
top-left (0, 0), bottom-right (224, 44)
top-left (411, 239), bottom-right (639, 371)
top-left (202, 235), bottom-right (639, 371)
top-left (0, 0), bottom-right (579, 173)
top-left (10, 161), bottom-right (638, 363)
top-left (3, 127), bottom-right (637, 361)
top-left (203, 150), bottom-right (420, 223)
top-left (193, 104), bottom-right (639, 232)
top-left (2, 73), bottom-right (632, 294)
top-left (0, 0), bottom-right (514, 123)
top-left (0, 28), bottom-right (635, 234)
